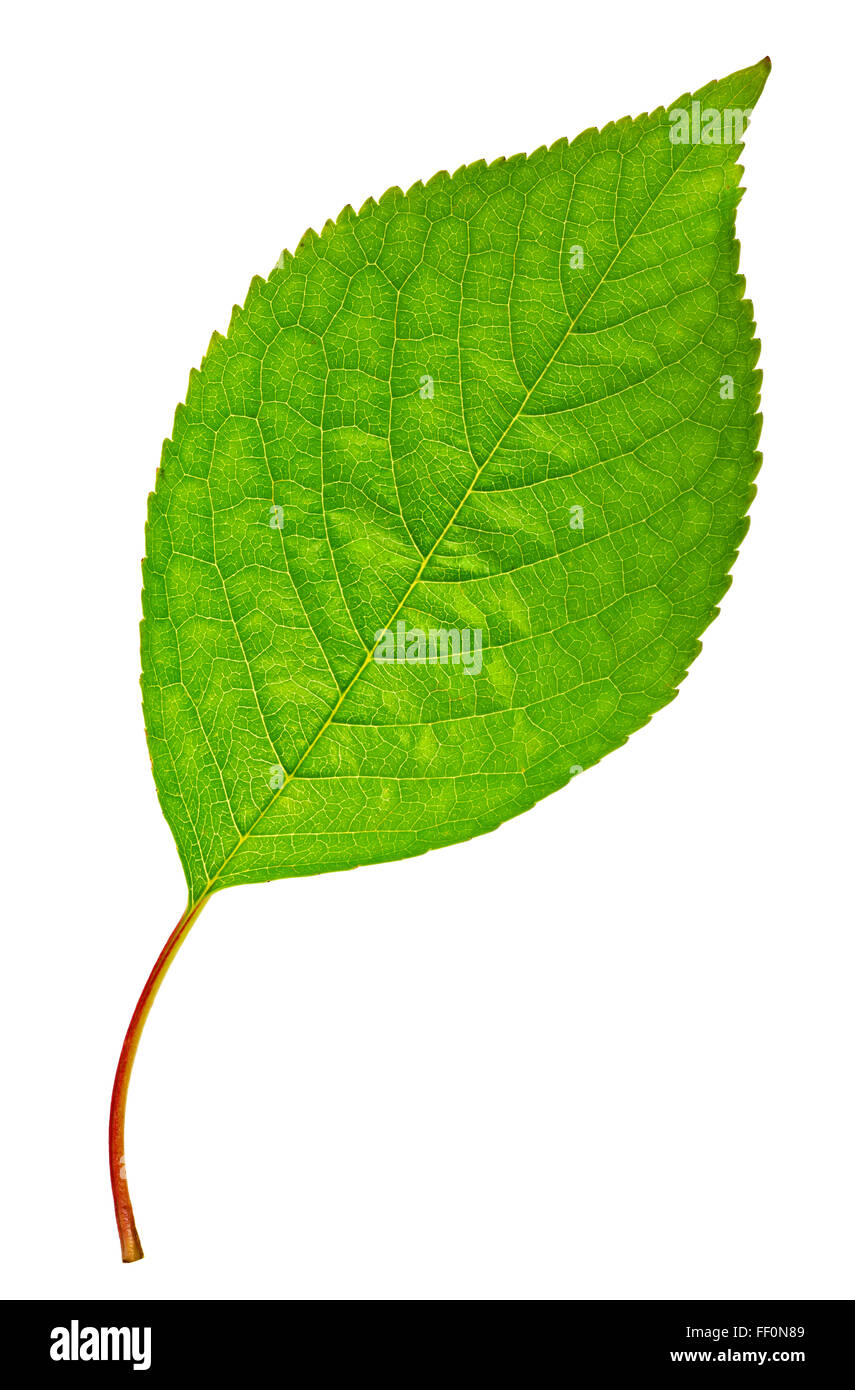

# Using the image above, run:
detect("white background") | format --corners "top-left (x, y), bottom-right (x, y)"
top-left (2, 0), bottom-right (852, 1301)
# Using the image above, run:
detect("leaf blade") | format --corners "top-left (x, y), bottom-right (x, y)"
top-left (142, 59), bottom-right (769, 900)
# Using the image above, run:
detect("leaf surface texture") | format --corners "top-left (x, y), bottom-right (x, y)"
top-left (142, 60), bottom-right (768, 902)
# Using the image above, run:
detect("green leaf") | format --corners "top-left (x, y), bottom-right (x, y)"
top-left (143, 59), bottom-right (768, 902)
top-left (115, 60), bottom-right (769, 1260)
